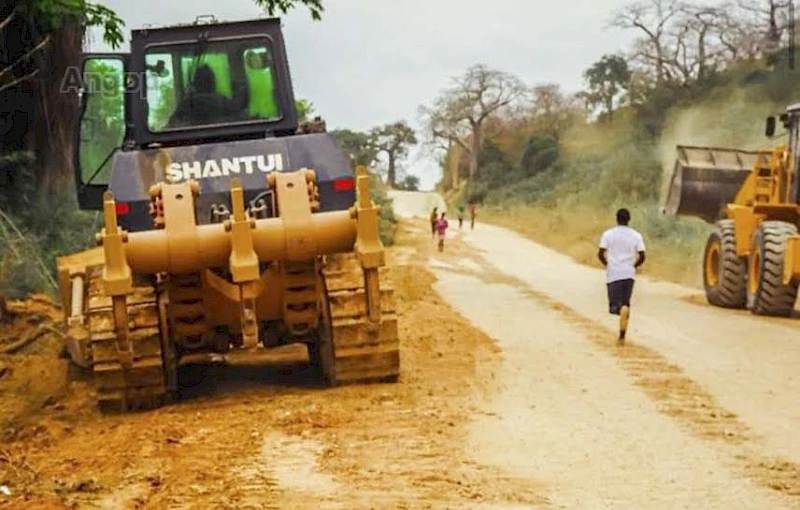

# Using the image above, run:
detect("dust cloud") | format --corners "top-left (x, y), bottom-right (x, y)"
top-left (657, 87), bottom-right (785, 202)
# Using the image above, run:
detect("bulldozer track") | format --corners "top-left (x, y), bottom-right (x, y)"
top-left (322, 253), bottom-right (400, 384)
top-left (85, 265), bottom-right (169, 412)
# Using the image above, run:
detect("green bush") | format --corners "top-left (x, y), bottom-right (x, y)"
top-left (0, 194), bottom-right (97, 299)
top-left (0, 156), bottom-right (98, 298)
top-left (520, 135), bottom-right (559, 178)
top-left (367, 172), bottom-right (397, 246)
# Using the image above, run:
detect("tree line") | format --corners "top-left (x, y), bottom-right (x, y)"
top-left (328, 120), bottom-right (419, 190)
top-left (417, 0), bottom-right (800, 199)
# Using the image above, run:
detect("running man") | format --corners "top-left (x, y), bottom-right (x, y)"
top-left (457, 204), bottom-right (465, 229)
top-left (598, 208), bottom-right (645, 344)
top-left (435, 212), bottom-right (449, 252)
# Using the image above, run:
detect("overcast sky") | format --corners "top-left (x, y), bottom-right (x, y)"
top-left (88, 0), bottom-right (641, 189)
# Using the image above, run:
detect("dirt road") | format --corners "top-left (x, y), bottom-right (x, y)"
top-left (0, 225), bottom-right (544, 509)
top-left (386, 189), bottom-right (447, 219)
top-left (0, 190), bottom-right (798, 508)
top-left (394, 190), bottom-right (800, 507)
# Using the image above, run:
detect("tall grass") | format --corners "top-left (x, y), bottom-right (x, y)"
top-left (0, 196), bottom-right (98, 299)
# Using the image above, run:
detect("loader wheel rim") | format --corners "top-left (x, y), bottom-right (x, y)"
top-left (749, 246), bottom-right (761, 295)
top-left (705, 240), bottom-right (721, 288)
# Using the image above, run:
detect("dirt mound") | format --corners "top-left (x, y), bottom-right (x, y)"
top-left (0, 294), bottom-right (81, 440)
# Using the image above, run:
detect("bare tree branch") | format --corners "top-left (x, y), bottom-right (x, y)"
top-left (0, 69), bottom-right (41, 94)
top-left (0, 35), bottom-right (51, 83)
top-left (420, 64), bottom-right (528, 181)
top-left (610, 0), bottom-right (684, 85)
top-left (0, 11), bottom-right (16, 32)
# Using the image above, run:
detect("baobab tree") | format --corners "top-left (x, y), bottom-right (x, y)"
top-left (369, 121), bottom-right (417, 188)
top-left (420, 64), bottom-right (528, 181)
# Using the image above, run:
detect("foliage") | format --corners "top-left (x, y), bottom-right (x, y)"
top-left (327, 129), bottom-right (399, 244)
top-left (520, 135), bottom-right (559, 178)
top-left (330, 129), bottom-right (379, 169)
top-left (252, 0), bottom-right (324, 20)
top-left (583, 54), bottom-right (631, 121)
top-left (365, 172), bottom-right (397, 246)
top-left (428, 0), bottom-right (800, 287)
top-left (0, 162), bottom-right (97, 298)
top-left (370, 121), bottom-right (418, 187)
top-left (398, 175), bottom-right (420, 191)
top-left (420, 64), bottom-right (529, 181)
top-left (19, 0), bottom-right (126, 48)
top-left (296, 98), bottom-right (315, 122)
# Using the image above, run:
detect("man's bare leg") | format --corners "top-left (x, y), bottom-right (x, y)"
top-left (618, 305), bottom-right (630, 345)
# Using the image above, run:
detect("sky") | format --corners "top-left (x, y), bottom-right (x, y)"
top-left (87, 0), bottom-right (641, 190)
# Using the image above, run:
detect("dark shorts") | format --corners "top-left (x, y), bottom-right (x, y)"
top-left (607, 279), bottom-right (635, 315)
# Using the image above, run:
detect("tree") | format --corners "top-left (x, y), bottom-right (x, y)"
top-left (610, 0), bottom-right (681, 85)
top-left (529, 84), bottom-right (585, 138)
top-left (399, 175), bottom-right (420, 191)
top-left (0, 0), bottom-right (325, 197)
top-left (330, 129), bottom-right (379, 169)
top-left (370, 120), bottom-right (417, 188)
top-left (420, 64), bottom-right (528, 181)
top-left (583, 55), bottom-right (631, 122)
top-left (253, 0), bottom-right (324, 20)
top-left (0, 1), bottom-right (125, 195)
top-left (715, 7), bottom-right (761, 61)
top-left (295, 98), bottom-right (315, 123)
top-left (520, 135), bottom-right (559, 177)
top-left (731, 0), bottom-right (800, 66)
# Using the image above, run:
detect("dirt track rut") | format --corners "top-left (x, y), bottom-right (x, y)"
top-left (428, 223), bottom-right (799, 508)
top-left (454, 220), bottom-right (800, 468)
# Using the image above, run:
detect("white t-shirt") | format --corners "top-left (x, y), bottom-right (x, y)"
top-left (599, 226), bottom-right (646, 283)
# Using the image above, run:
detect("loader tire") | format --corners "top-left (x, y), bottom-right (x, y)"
top-left (319, 253), bottom-right (400, 385)
top-left (85, 266), bottom-right (173, 412)
top-left (746, 221), bottom-right (799, 316)
top-left (703, 220), bottom-right (747, 308)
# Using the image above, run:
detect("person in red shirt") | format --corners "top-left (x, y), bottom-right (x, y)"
top-left (435, 212), bottom-right (449, 252)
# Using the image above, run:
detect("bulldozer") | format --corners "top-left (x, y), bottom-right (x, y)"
top-left (664, 102), bottom-right (800, 316)
top-left (56, 16), bottom-right (399, 411)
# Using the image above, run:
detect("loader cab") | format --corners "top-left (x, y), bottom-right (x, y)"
top-left (74, 17), bottom-right (298, 210)
top-left (773, 103), bottom-right (800, 204)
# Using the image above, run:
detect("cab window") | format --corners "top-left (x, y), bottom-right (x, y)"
top-left (78, 57), bottom-right (126, 186)
top-left (144, 38), bottom-right (281, 131)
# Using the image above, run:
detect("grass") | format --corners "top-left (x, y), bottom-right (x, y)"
top-left (479, 201), bottom-right (712, 288)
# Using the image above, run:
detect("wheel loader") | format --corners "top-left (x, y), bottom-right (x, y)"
top-left (664, 102), bottom-right (800, 316)
top-left (56, 16), bottom-right (399, 411)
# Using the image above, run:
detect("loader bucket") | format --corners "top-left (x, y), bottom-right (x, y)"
top-left (663, 145), bottom-right (758, 223)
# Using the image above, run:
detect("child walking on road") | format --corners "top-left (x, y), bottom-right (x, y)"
top-left (436, 212), bottom-right (449, 252)
top-left (429, 207), bottom-right (438, 238)
top-left (598, 208), bottom-right (646, 345)
top-left (468, 203), bottom-right (477, 230)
